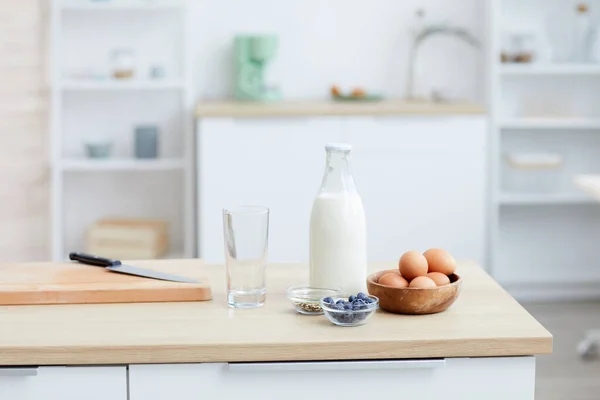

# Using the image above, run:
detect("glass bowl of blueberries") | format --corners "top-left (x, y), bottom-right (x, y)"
top-left (320, 292), bottom-right (379, 327)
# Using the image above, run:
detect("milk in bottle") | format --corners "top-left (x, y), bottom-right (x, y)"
top-left (309, 143), bottom-right (367, 293)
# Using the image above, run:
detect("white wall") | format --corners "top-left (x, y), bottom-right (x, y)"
top-left (190, 0), bottom-right (485, 102)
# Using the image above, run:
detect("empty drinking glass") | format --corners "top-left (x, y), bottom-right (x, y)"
top-left (223, 206), bottom-right (269, 308)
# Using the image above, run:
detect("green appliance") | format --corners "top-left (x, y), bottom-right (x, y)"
top-left (234, 35), bottom-right (282, 101)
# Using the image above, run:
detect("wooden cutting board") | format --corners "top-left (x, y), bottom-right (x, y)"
top-left (0, 261), bottom-right (212, 305)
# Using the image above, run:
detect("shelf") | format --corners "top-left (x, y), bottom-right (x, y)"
top-left (59, 80), bottom-right (184, 91)
top-left (498, 193), bottom-right (595, 205)
top-left (500, 118), bottom-right (600, 130)
top-left (61, 158), bottom-right (185, 171)
top-left (500, 64), bottom-right (600, 76)
top-left (195, 100), bottom-right (486, 118)
top-left (60, 1), bottom-right (183, 11)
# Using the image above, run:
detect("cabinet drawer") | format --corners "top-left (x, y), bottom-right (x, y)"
top-left (130, 357), bottom-right (534, 400)
top-left (0, 366), bottom-right (127, 400)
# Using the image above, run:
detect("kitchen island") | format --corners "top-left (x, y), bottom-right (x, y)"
top-left (0, 260), bottom-right (551, 399)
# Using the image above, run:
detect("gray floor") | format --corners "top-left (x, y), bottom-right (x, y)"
top-left (523, 302), bottom-right (600, 400)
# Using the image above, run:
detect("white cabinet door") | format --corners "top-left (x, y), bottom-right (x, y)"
top-left (343, 116), bottom-right (487, 266)
top-left (0, 366), bottom-right (126, 400)
top-left (129, 357), bottom-right (534, 400)
top-left (198, 117), bottom-right (342, 263)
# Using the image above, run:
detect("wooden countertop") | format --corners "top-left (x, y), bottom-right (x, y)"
top-left (195, 99), bottom-right (486, 118)
top-left (0, 260), bottom-right (551, 366)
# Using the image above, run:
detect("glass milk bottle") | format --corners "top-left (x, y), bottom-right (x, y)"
top-left (309, 143), bottom-right (367, 293)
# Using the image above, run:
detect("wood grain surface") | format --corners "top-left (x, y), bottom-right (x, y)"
top-left (195, 100), bottom-right (486, 118)
top-left (0, 261), bottom-right (211, 305)
top-left (0, 260), bottom-right (552, 366)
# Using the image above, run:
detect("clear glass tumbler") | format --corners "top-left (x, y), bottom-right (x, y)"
top-left (223, 206), bottom-right (269, 308)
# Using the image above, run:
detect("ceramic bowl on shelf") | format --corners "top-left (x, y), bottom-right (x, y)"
top-left (286, 285), bottom-right (340, 315)
top-left (84, 141), bottom-right (113, 159)
top-left (320, 295), bottom-right (379, 327)
top-left (367, 269), bottom-right (462, 315)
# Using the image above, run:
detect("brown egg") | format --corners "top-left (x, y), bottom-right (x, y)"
top-left (351, 88), bottom-right (366, 97)
top-left (409, 276), bottom-right (437, 289)
top-left (427, 272), bottom-right (451, 286)
top-left (399, 251), bottom-right (428, 281)
top-left (378, 273), bottom-right (408, 288)
top-left (331, 85), bottom-right (342, 97)
top-left (423, 248), bottom-right (457, 276)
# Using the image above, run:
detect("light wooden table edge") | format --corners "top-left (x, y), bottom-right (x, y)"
top-left (0, 336), bottom-right (552, 366)
top-left (194, 100), bottom-right (487, 118)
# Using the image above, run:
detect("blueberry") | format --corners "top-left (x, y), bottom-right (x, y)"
top-left (336, 299), bottom-right (345, 305)
top-left (344, 303), bottom-right (353, 310)
top-left (348, 295), bottom-right (356, 302)
top-left (357, 292), bottom-right (367, 300)
top-left (353, 299), bottom-right (368, 310)
top-left (355, 313), bottom-right (367, 322)
top-left (323, 297), bottom-right (334, 304)
top-left (334, 303), bottom-right (345, 311)
top-left (366, 297), bottom-right (375, 304)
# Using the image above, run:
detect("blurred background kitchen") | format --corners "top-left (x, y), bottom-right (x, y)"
top-left (4, 0), bottom-right (600, 398)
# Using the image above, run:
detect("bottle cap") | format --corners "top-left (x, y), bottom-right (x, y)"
top-left (325, 143), bottom-right (352, 152)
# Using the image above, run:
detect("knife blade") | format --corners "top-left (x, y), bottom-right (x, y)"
top-left (68, 252), bottom-right (199, 284)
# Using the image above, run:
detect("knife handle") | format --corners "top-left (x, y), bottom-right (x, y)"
top-left (69, 252), bottom-right (122, 267)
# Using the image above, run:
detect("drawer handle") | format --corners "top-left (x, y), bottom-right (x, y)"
top-left (0, 368), bottom-right (38, 377)
top-left (228, 359), bottom-right (445, 372)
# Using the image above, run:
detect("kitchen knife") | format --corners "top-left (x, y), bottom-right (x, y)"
top-left (68, 252), bottom-right (199, 284)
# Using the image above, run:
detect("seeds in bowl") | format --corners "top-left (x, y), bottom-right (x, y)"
top-left (294, 302), bottom-right (322, 314)
top-left (286, 285), bottom-right (341, 315)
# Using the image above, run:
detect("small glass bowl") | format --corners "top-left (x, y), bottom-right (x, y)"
top-left (320, 295), bottom-right (379, 327)
top-left (286, 285), bottom-right (341, 315)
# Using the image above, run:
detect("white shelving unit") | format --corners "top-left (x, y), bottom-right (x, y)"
top-left (499, 118), bottom-right (600, 130)
top-left (489, 0), bottom-right (600, 300)
top-left (60, 0), bottom-right (184, 11)
top-left (500, 64), bottom-right (600, 76)
top-left (61, 158), bottom-right (186, 171)
top-left (50, 0), bottom-right (194, 261)
top-left (498, 193), bottom-right (595, 206)
top-left (60, 80), bottom-right (185, 91)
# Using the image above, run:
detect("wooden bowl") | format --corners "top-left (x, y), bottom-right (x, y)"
top-left (367, 270), bottom-right (462, 315)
